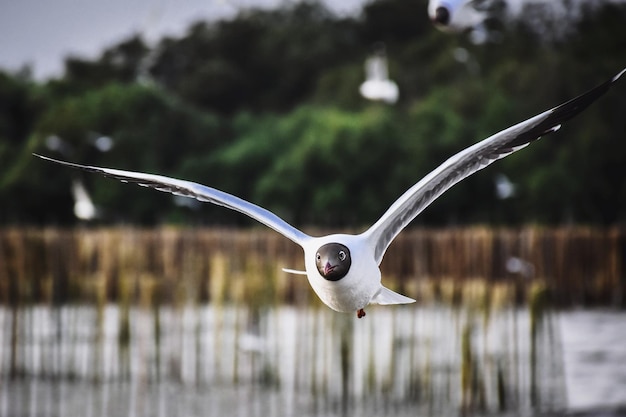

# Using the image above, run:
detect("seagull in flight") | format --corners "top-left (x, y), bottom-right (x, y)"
top-left (359, 45), bottom-right (399, 104)
top-left (428, 0), bottom-right (487, 32)
top-left (36, 69), bottom-right (624, 318)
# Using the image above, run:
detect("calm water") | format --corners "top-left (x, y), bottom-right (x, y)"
top-left (0, 304), bottom-right (624, 417)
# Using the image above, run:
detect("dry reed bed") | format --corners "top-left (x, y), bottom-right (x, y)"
top-left (0, 227), bottom-right (573, 413)
top-left (0, 226), bottom-right (624, 307)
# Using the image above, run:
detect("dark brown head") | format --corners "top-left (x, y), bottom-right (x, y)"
top-left (315, 243), bottom-right (351, 281)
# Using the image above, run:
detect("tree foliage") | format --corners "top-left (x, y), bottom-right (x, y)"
top-left (1, 0), bottom-right (625, 227)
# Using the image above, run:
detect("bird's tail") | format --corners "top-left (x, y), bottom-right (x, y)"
top-left (370, 286), bottom-right (416, 305)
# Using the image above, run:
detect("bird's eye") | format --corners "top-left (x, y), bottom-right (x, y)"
top-left (338, 250), bottom-right (346, 261)
top-left (316, 253), bottom-right (321, 261)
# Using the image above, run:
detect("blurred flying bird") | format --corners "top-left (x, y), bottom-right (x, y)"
top-left (506, 256), bottom-right (534, 279)
top-left (92, 135), bottom-right (114, 153)
top-left (36, 69), bottom-right (625, 318)
top-left (71, 179), bottom-right (97, 221)
top-left (45, 135), bottom-right (73, 156)
top-left (359, 46), bottom-right (399, 104)
top-left (428, 0), bottom-right (487, 31)
top-left (494, 173), bottom-right (516, 199)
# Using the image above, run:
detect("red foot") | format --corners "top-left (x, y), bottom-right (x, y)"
top-left (357, 309), bottom-right (366, 319)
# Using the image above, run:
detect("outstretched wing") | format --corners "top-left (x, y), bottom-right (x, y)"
top-left (35, 155), bottom-right (311, 247)
top-left (364, 68), bottom-right (625, 265)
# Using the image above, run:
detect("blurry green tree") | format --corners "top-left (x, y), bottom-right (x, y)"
top-left (0, 0), bottom-right (625, 226)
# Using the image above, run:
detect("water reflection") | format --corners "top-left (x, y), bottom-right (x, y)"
top-left (6, 302), bottom-right (611, 417)
top-left (559, 310), bottom-right (626, 411)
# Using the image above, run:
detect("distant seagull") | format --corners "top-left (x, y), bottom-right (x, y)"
top-left (506, 256), bottom-right (534, 279)
top-left (92, 134), bottom-right (114, 153)
top-left (45, 135), bottom-right (73, 156)
top-left (428, 0), bottom-right (487, 32)
top-left (359, 46), bottom-right (399, 104)
top-left (35, 69), bottom-right (625, 318)
top-left (494, 173), bottom-right (516, 199)
top-left (71, 179), bottom-right (97, 221)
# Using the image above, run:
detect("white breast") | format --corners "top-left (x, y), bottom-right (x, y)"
top-left (303, 234), bottom-right (381, 313)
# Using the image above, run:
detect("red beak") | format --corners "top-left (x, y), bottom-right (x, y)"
top-left (323, 262), bottom-right (335, 276)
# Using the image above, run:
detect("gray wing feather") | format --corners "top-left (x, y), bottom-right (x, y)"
top-left (363, 68), bottom-right (625, 265)
top-left (35, 155), bottom-right (311, 247)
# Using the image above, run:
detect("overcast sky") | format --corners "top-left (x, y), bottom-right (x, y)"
top-left (0, 0), bottom-right (366, 80)
top-left (0, 0), bottom-right (609, 80)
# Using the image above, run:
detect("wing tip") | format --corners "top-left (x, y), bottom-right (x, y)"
top-left (33, 153), bottom-right (75, 167)
top-left (541, 67), bottom-right (624, 135)
top-left (33, 153), bottom-right (53, 162)
top-left (34, 153), bottom-right (98, 173)
top-left (281, 268), bottom-right (308, 276)
top-left (612, 68), bottom-right (626, 83)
